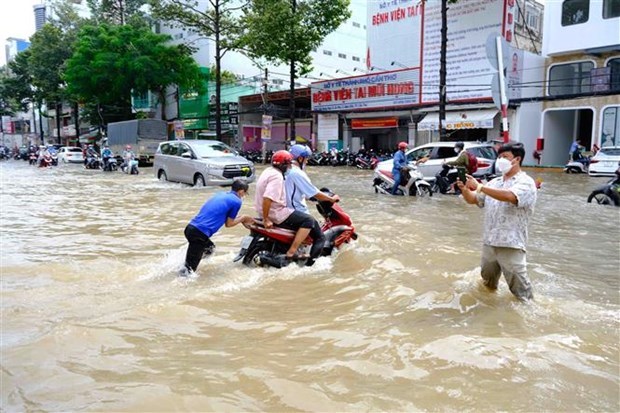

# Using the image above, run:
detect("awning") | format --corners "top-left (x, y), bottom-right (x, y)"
top-left (79, 130), bottom-right (100, 143)
top-left (417, 109), bottom-right (498, 131)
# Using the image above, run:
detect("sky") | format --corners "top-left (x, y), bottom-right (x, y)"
top-left (0, 0), bottom-right (550, 67)
top-left (0, 0), bottom-right (41, 66)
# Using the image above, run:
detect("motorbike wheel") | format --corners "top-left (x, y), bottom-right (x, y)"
top-left (587, 190), bottom-right (619, 206)
top-left (415, 184), bottom-right (433, 197)
top-left (243, 241), bottom-right (279, 267)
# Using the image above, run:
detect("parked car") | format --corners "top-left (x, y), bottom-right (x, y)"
top-left (57, 146), bottom-right (84, 164)
top-left (153, 140), bottom-right (256, 186)
top-left (375, 141), bottom-right (497, 181)
top-left (588, 146), bottom-right (620, 177)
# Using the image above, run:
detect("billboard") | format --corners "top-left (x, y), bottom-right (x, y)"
top-left (311, 0), bottom-right (516, 111)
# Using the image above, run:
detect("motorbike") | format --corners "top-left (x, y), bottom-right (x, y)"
top-left (39, 154), bottom-right (52, 168)
top-left (373, 164), bottom-right (432, 196)
top-left (85, 154), bottom-right (101, 169)
top-left (29, 152), bottom-right (38, 165)
top-left (50, 152), bottom-right (58, 166)
top-left (564, 159), bottom-right (589, 174)
top-left (587, 167), bottom-right (620, 206)
top-left (233, 188), bottom-right (357, 268)
top-left (121, 159), bottom-right (139, 174)
top-left (103, 156), bottom-right (118, 172)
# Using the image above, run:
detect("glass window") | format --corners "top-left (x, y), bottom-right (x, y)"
top-left (435, 147), bottom-right (456, 159)
top-left (603, 0), bottom-right (620, 18)
top-left (607, 58), bottom-right (620, 92)
top-left (338, 53), bottom-right (347, 59)
top-left (406, 147), bottom-right (432, 162)
top-left (352, 22), bottom-right (361, 28)
top-left (548, 61), bottom-right (594, 96)
top-left (562, 0), bottom-right (589, 26)
top-left (323, 50), bottom-right (332, 56)
top-left (192, 142), bottom-right (235, 158)
top-left (352, 56), bottom-right (360, 62)
top-left (601, 106), bottom-right (619, 148)
top-left (177, 144), bottom-right (191, 157)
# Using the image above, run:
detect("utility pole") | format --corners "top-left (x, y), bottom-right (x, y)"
top-left (262, 68), bottom-right (268, 164)
top-left (439, 0), bottom-right (448, 141)
top-left (289, 0), bottom-right (297, 149)
top-left (55, 102), bottom-right (62, 145)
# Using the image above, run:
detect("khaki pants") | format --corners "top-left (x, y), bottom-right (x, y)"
top-left (481, 245), bottom-right (533, 301)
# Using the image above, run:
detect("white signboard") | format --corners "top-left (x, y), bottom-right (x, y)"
top-left (366, 0), bottom-right (516, 105)
top-left (317, 114), bottom-right (339, 142)
top-left (311, 68), bottom-right (420, 111)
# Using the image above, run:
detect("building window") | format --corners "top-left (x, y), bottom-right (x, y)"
top-left (526, 7), bottom-right (540, 31)
top-left (562, 0), bottom-right (589, 26)
top-left (352, 56), bottom-right (360, 62)
top-left (323, 50), bottom-right (332, 56)
top-left (603, 0), bottom-right (620, 18)
top-left (601, 106), bottom-right (620, 147)
top-left (352, 22), bottom-right (361, 28)
top-left (548, 61), bottom-right (594, 96)
top-left (608, 58), bottom-right (620, 92)
top-left (338, 53), bottom-right (346, 59)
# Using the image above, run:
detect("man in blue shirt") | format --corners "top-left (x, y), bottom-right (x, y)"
top-left (182, 180), bottom-right (254, 275)
top-left (391, 142), bottom-right (409, 195)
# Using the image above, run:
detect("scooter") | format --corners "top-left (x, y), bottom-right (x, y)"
top-left (103, 156), bottom-right (118, 172)
top-left (587, 166), bottom-right (620, 206)
top-left (564, 160), bottom-right (589, 174)
top-left (29, 152), bottom-right (38, 165)
top-left (39, 153), bottom-right (53, 168)
top-left (121, 159), bottom-right (139, 174)
top-left (85, 154), bottom-right (101, 169)
top-left (373, 164), bottom-right (432, 196)
top-left (233, 189), bottom-right (357, 268)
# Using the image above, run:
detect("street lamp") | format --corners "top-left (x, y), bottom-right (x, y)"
top-left (370, 66), bottom-right (387, 71)
top-left (353, 67), bottom-right (367, 73)
top-left (335, 69), bottom-right (353, 76)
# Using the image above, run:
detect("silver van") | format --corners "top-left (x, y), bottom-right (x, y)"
top-left (153, 140), bottom-right (255, 186)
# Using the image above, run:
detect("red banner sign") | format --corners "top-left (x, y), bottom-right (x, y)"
top-left (351, 118), bottom-right (398, 129)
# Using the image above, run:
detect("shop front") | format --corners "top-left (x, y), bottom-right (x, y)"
top-left (416, 108), bottom-right (500, 144)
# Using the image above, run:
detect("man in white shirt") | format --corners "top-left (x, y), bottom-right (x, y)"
top-left (457, 142), bottom-right (537, 301)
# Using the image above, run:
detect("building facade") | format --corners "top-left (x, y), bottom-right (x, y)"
top-left (539, 0), bottom-right (620, 166)
top-left (514, 0), bottom-right (544, 54)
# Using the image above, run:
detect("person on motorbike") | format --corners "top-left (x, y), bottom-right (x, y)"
top-left (101, 144), bottom-right (113, 170)
top-left (285, 144), bottom-right (340, 214)
top-left (37, 145), bottom-right (50, 166)
top-left (391, 141), bottom-right (409, 195)
top-left (254, 150), bottom-right (325, 265)
top-left (439, 141), bottom-right (469, 194)
top-left (84, 144), bottom-right (98, 166)
top-left (122, 145), bottom-right (137, 173)
top-left (571, 146), bottom-right (590, 168)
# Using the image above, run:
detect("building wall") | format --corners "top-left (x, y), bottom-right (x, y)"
top-left (514, 0), bottom-right (544, 54)
top-left (542, 0), bottom-right (620, 56)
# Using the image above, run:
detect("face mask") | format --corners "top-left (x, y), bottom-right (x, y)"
top-left (495, 157), bottom-right (513, 175)
top-left (454, 148), bottom-right (460, 153)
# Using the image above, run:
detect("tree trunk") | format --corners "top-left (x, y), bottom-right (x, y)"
top-left (74, 101), bottom-right (79, 143)
top-left (38, 101), bottom-right (44, 144)
top-left (439, 0), bottom-right (448, 141)
top-left (159, 90), bottom-right (167, 121)
top-left (289, 0), bottom-right (297, 148)
top-left (55, 101), bottom-right (62, 145)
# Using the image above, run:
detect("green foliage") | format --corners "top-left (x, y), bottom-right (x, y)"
top-left (64, 23), bottom-right (204, 121)
top-left (2, 51), bottom-right (36, 113)
top-left (28, 25), bottom-right (74, 104)
top-left (86, 0), bottom-right (150, 26)
top-left (240, 0), bottom-right (351, 74)
top-left (209, 65), bottom-right (238, 84)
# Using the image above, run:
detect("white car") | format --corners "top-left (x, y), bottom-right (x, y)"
top-left (154, 140), bottom-right (255, 186)
top-left (375, 141), bottom-right (497, 181)
top-left (589, 146), bottom-right (620, 177)
top-left (57, 146), bottom-right (84, 163)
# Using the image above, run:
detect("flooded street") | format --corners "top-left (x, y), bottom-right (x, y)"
top-left (1, 160), bottom-right (619, 412)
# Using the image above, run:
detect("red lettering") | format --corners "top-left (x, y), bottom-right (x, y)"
top-left (312, 90), bottom-right (332, 103)
top-left (372, 12), bottom-right (389, 26)
top-left (333, 88), bottom-right (352, 101)
top-left (355, 87), bottom-right (367, 99)
top-left (387, 82), bottom-right (414, 95)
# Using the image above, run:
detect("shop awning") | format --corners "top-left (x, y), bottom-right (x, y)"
top-left (79, 130), bottom-right (100, 143)
top-left (417, 109), bottom-right (498, 131)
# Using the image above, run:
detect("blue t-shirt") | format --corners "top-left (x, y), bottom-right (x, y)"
top-left (284, 165), bottom-right (319, 214)
top-left (189, 191), bottom-right (242, 237)
top-left (392, 150), bottom-right (407, 172)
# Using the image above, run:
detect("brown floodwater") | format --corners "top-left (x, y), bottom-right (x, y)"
top-left (1, 160), bottom-right (618, 412)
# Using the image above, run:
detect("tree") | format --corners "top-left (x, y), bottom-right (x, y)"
top-left (209, 65), bottom-right (238, 84)
top-left (86, 0), bottom-right (149, 26)
top-left (149, 0), bottom-right (245, 138)
top-left (3, 52), bottom-right (35, 114)
top-left (64, 24), bottom-right (204, 122)
top-left (240, 0), bottom-right (350, 143)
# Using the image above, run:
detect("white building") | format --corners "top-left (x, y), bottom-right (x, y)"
top-left (539, 0), bottom-right (620, 166)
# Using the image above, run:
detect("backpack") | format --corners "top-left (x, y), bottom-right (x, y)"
top-left (465, 151), bottom-right (478, 174)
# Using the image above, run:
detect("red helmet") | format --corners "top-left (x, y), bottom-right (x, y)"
top-left (398, 142), bottom-right (408, 150)
top-left (126, 145), bottom-right (132, 150)
top-left (271, 150), bottom-right (293, 166)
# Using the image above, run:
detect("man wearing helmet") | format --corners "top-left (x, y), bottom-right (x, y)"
top-left (391, 142), bottom-right (409, 195)
top-left (254, 149), bottom-right (324, 264)
top-left (439, 141), bottom-right (469, 194)
top-left (122, 145), bottom-right (136, 173)
top-left (286, 144), bottom-right (340, 213)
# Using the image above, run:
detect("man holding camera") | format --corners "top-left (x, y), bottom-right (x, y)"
top-left (456, 142), bottom-right (537, 301)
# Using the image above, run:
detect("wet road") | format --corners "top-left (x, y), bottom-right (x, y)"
top-left (1, 160), bottom-right (619, 412)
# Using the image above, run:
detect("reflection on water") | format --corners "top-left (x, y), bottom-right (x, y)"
top-left (1, 161), bottom-right (619, 412)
